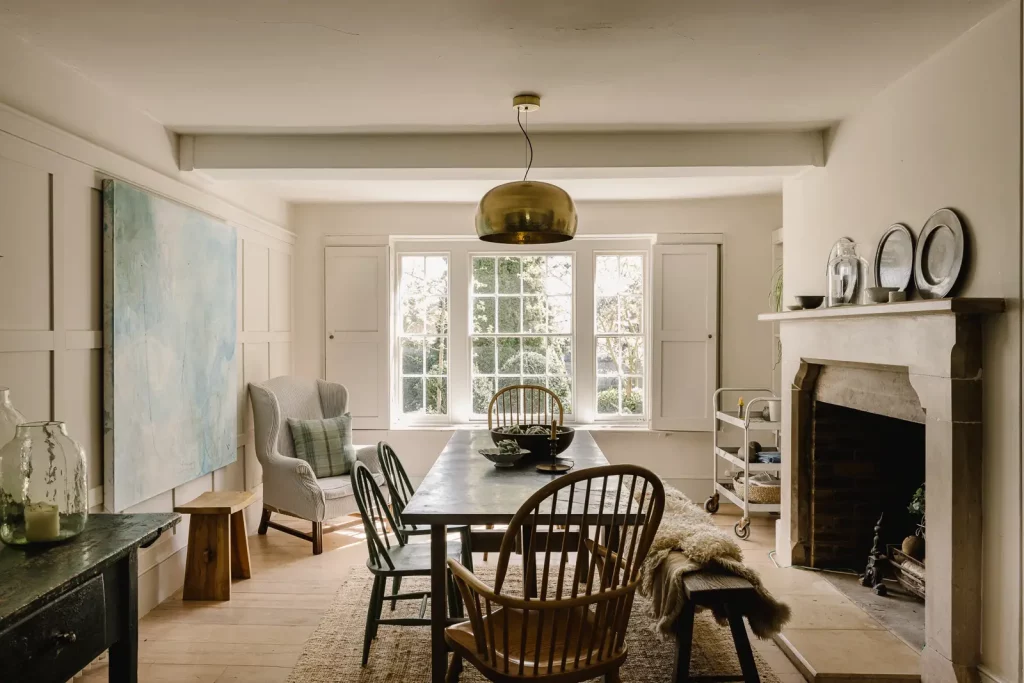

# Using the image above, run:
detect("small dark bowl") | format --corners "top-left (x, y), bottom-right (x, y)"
top-left (490, 425), bottom-right (576, 457)
top-left (794, 295), bottom-right (824, 310)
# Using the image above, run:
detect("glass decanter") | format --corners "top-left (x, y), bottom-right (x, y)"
top-left (827, 240), bottom-right (868, 307)
top-left (0, 421), bottom-right (88, 545)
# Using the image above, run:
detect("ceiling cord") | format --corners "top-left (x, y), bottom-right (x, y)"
top-left (517, 108), bottom-right (533, 182)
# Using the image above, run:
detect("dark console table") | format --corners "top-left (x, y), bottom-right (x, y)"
top-left (0, 512), bottom-right (181, 682)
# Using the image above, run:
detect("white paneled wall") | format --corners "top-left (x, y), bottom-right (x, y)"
top-left (0, 108), bottom-right (294, 616)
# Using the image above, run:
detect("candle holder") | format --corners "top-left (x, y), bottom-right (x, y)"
top-left (535, 419), bottom-right (574, 474)
top-left (0, 421), bottom-right (88, 546)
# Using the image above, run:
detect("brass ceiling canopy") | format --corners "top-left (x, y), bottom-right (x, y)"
top-left (475, 94), bottom-right (578, 244)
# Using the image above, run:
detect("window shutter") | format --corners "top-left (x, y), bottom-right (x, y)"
top-left (651, 244), bottom-right (719, 431)
top-left (324, 246), bottom-right (389, 429)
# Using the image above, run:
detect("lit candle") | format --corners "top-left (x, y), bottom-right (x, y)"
top-left (24, 502), bottom-right (60, 542)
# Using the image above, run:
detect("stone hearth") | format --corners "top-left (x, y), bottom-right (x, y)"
top-left (759, 299), bottom-right (1004, 683)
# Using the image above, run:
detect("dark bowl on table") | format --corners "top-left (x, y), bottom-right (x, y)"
top-left (490, 425), bottom-right (576, 457)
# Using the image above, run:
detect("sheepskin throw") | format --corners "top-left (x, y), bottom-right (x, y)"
top-left (637, 483), bottom-right (790, 639)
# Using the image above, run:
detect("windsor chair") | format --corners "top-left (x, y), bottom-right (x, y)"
top-left (484, 385), bottom-right (566, 561)
top-left (377, 441), bottom-right (474, 609)
top-left (487, 384), bottom-right (565, 431)
top-left (351, 461), bottom-right (465, 666)
top-left (445, 464), bottom-right (665, 683)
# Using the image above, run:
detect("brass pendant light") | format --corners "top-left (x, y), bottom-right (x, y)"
top-left (475, 94), bottom-right (578, 244)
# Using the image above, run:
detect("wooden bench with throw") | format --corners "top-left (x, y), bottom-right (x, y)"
top-left (637, 485), bottom-right (791, 683)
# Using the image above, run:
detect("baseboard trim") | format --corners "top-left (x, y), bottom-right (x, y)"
top-left (978, 665), bottom-right (1008, 683)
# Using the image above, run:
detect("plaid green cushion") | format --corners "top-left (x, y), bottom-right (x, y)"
top-left (287, 414), bottom-right (356, 478)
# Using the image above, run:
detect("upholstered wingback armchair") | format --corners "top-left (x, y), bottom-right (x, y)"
top-left (248, 376), bottom-right (382, 554)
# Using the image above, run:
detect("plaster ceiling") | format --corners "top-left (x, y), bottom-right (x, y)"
top-left (0, 0), bottom-right (1004, 133)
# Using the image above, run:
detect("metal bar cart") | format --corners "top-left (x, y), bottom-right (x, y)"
top-left (706, 388), bottom-right (781, 539)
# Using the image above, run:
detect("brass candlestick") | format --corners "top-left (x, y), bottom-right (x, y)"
top-left (535, 418), bottom-right (573, 474)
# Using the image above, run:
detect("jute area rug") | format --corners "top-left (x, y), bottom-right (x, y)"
top-left (287, 564), bottom-right (780, 682)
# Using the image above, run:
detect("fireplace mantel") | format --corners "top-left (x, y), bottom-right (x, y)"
top-left (771, 296), bottom-right (1003, 683)
top-left (758, 297), bottom-right (1004, 322)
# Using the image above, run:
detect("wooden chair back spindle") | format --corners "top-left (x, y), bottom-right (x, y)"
top-left (352, 461), bottom-right (406, 570)
top-left (377, 441), bottom-right (418, 530)
top-left (446, 464), bottom-right (665, 681)
top-left (487, 384), bottom-right (565, 430)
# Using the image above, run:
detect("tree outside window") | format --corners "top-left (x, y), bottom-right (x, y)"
top-left (470, 255), bottom-right (573, 417)
top-left (398, 255), bottom-right (449, 416)
top-left (595, 255), bottom-right (645, 416)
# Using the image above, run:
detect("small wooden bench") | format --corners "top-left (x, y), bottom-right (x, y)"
top-left (174, 490), bottom-right (257, 601)
top-left (673, 570), bottom-right (761, 683)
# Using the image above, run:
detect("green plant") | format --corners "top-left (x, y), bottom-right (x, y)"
top-left (597, 387), bottom-right (643, 414)
top-left (908, 484), bottom-right (925, 517)
top-left (769, 265), bottom-right (783, 370)
top-left (768, 264), bottom-right (783, 313)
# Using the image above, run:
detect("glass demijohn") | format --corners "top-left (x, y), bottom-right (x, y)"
top-left (827, 241), bottom-right (868, 307)
top-left (0, 421), bottom-right (88, 545)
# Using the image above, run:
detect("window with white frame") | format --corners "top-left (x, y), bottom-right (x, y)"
top-left (470, 255), bottom-right (574, 417)
top-left (595, 254), bottom-right (645, 417)
top-left (396, 254), bottom-right (449, 418)
top-left (385, 238), bottom-right (712, 429)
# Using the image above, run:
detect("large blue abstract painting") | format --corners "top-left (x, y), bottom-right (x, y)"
top-left (103, 180), bottom-right (237, 512)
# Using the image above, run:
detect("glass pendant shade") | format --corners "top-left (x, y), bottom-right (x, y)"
top-left (0, 387), bottom-right (25, 448)
top-left (475, 181), bottom-right (578, 244)
top-left (0, 421), bottom-right (88, 546)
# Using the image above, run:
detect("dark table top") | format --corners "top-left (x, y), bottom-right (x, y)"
top-left (401, 430), bottom-right (622, 525)
top-left (0, 512), bottom-right (180, 625)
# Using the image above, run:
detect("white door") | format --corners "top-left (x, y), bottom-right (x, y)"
top-left (651, 244), bottom-right (719, 431)
top-left (324, 246), bottom-right (389, 429)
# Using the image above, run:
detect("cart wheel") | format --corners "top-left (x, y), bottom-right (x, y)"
top-left (704, 495), bottom-right (720, 514)
top-left (734, 520), bottom-right (751, 540)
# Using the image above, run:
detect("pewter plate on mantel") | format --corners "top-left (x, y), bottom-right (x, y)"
top-left (873, 223), bottom-right (914, 292)
top-left (914, 208), bottom-right (966, 299)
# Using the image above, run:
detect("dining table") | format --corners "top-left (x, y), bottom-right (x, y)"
top-left (400, 428), bottom-right (614, 683)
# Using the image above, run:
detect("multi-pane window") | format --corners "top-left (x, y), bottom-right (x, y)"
top-left (595, 254), bottom-right (645, 416)
top-left (397, 255), bottom-right (449, 417)
top-left (470, 255), bottom-right (574, 417)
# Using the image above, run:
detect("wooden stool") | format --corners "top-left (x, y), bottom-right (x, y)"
top-left (174, 490), bottom-right (257, 601)
top-left (673, 570), bottom-right (761, 683)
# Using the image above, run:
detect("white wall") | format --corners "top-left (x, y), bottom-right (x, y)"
top-left (0, 45), bottom-right (295, 615)
top-left (291, 195), bottom-right (781, 499)
top-left (0, 24), bottom-right (287, 229)
top-left (783, 3), bottom-right (1020, 680)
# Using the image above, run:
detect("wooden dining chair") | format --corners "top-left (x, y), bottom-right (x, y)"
top-left (351, 461), bottom-right (465, 666)
top-left (445, 464), bottom-right (666, 683)
top-left (377, 441), bottom-right (474, 609)
top-left (483, 384), bottom-right (566, 561)
top-left (487, 384), bottom-right (565, 430)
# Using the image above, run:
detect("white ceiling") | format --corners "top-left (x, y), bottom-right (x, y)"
top-left (226, 175), bottom-right (785, 203)
top-left (0, 0), bottom-right (1004, 133)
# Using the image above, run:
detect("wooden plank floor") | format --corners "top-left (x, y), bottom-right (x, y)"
top-left (77, 510), bottom-right (808, 683)
top-left (78, 515), bottom-right (368, 683)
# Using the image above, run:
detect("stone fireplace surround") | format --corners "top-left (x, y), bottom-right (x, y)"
top-left (760, 299), bottom-right (1004, 683)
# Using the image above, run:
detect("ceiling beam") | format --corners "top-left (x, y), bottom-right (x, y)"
top-left (180, 131), bottom-right (824, 173)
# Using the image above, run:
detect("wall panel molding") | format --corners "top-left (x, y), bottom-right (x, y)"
top-left (0, 103), bottom-right (294, 242)
top-left (0, 331), bottom-right (55, 352)
top-left (0, 113), bottom-right (294, 618)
